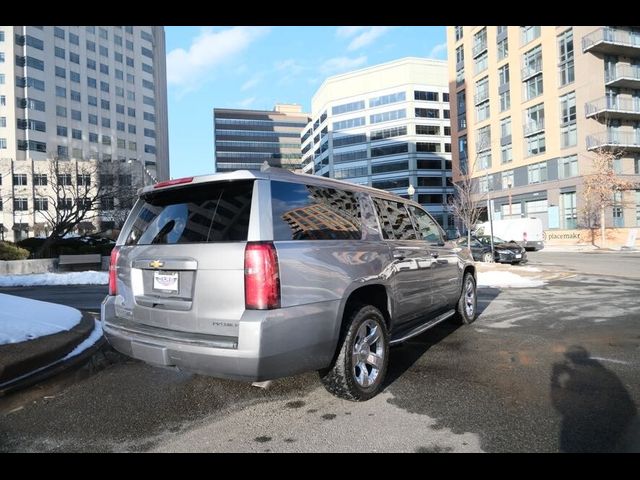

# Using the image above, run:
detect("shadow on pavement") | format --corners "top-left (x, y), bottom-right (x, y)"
top-left (384, 287), bottom-right (500, 390)
top-left (551, 345), bottom-right (639, 452)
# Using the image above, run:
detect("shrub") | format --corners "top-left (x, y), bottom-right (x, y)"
top-left (0, 241), bottom-right (30, 261)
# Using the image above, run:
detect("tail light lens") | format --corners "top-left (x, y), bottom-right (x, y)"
top-left (108, 247), bottom-right (120, 296)
top-left (244, 242), bottom-right (280, 310)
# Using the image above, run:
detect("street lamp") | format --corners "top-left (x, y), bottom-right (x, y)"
top-left (507, 180), bottom-right (513, 218)
top-left (407, 184), bottom-right (415, 200)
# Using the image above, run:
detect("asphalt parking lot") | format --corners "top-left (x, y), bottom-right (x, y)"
top-left (1, 250), bottom-right (639, 452)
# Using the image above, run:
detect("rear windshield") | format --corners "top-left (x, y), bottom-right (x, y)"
top-left (124, 180), bottom-right (254, 245)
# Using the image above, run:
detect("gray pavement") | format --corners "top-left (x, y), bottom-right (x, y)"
top-left (1, 252), bottom-right (639, 452)
top-left (0, 285), bottom-right (108, 314)
top-left (526, 250), bottom-right (640, 278)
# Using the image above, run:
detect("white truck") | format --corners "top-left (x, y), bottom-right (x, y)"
top-left (475, 218), bottom-right (544, 251)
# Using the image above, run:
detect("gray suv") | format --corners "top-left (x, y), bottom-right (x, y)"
top-left (101, 168), bottom-right (477, 401)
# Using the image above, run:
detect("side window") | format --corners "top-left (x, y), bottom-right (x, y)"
top-left (372, 197), bottom-right (417, 240)
top-left (271, 181), bottom-right (362, 240)
top-left (408, 206), bottom-right (444, 244)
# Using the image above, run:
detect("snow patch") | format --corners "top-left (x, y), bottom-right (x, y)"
top-left (477, 270), bottom-right (545, 288)
top-left (0, 293), bottom-right (82, 345)
top-left (63, 320), bottom-right (103, 359)
top-left (0, 271), bottom-right (108, 287)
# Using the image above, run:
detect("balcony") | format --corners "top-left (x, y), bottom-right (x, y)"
top-left (521, 60), bottom-right (543, 81)
top-left (474, 89), bottom-right (489, 106)
top-left (605, 65), bottom-right (640, 88)
top-left (472, 41), bottom-right (488, 58)
top-left (523, 119), bottom-right (545, 136)
top-left (586, 131), bottom-right (640, 152)
top-left (582, 27), bottom-right (640, 56)
top-left (585, 96), bottom-right (640, 120)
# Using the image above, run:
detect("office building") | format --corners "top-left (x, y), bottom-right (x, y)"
top-left (213, 104), bottom-right (309, 172)
top-left (447, 26), bottom-right (640, 231)
top-left (0, 25), bottom-right (169, 241)
top-left (301, 57), bottom-right (455, 233)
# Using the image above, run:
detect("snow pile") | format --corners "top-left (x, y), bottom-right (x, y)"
top-left (0, 293), bottom-right (82, 344)
top-left (64, 320), bottom-right (103, 359)
top-left (477, 270), bottom-right (545, 288)
top-left (0, 271), bottom-right (108, 287)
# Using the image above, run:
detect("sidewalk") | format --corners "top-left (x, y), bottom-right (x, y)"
top-left (0, 295), bottom-right (104, 395)
top-left (539, 245), bottom-right (637, 253)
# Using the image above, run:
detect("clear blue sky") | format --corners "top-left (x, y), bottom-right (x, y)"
top-left (165, 26), bottom-right (447, 179)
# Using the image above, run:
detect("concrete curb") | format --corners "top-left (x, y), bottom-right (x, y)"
top-left (0, 312), bottom-right (101, 395)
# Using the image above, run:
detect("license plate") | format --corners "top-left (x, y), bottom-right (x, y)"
top-left (515, 254), bottom-right (522, 258)
top-left (153, 271), bottom-right (179, 292)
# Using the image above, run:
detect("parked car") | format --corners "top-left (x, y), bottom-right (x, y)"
top-left (457, 235), bottom-right (527, 264)
top-left (101, 168), bottom-right (477, 401)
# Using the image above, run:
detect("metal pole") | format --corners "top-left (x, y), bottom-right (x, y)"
top-left (486, 173), bottom-right (494, 256)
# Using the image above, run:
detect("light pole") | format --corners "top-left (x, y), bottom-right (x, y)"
top-left (407, 184), bottom-right (415, 201)
top-left (507, 180), bottom-right (513, 218)
top-left (485, 173), bottom-right (495, 257)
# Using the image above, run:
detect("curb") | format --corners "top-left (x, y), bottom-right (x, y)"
top-left (0, 314), bottom-right (104, 396)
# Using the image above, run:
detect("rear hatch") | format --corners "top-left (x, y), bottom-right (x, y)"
top-left (114, 179), bottom-right (255, 338)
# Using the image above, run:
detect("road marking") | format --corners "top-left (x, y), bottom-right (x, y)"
top-left (590, 356), bottom-right (630, 365)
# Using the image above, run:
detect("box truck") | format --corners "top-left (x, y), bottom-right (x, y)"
top-left (475, 218), bottom-right (544, 251)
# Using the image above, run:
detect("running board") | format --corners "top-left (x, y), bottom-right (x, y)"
top-left (389, 310), bottom-right (456, 345)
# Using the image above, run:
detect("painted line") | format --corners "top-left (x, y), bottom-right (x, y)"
top-left (590, 356), bottom-right (630, 365)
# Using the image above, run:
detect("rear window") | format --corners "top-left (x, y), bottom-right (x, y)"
top-left (124, 180), bottom-right (254, 245)
top-left (271, 181), bottom-right (362, 240)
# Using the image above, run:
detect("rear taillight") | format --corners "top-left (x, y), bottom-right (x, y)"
top-left (153, 177), bottom-right (194, 189)
top-left (244, 242), bottom-right (280, 310)
top-left (108, 247), bottom-right (120, 296)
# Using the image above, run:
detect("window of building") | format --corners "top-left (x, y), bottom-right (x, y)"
top-left (57, 173), bottom-right (72, 186)
top-left (477, 151), bottom-right (492, 170)
top-left (521, 26), bottom-right (541, 45)
top-left (476, 125), bottom-right (491, 152)
top-left (72, 128), bottom-right (82, 140)
top-left (13, 174), bottom-right (28, 186)
top-left (371, 143), bottom-right (409, 157)
top-left (455, 26), bottom-right (463, 41)
top-left (370, 125), bottom-right (407, 141)
top-left (473, 27), bottom-right (487, 57)
top-left (14, 198), bottom-right (28, 211)
top-left (372, 161), bottom-right (408, 175)
top-left (416, 109), bottom-right (441, 121)
top-left (501, 144), bottom-right (513, 164)
top-left (33, 174), bottom-right (47, 186)
top-left (497, 38), bottom-right (508, 60)
top-left (502, 169), bottom-right (514, 190)
top-left (500, 91), bottom-right (511, 112)
top-left (370, 108), bottom-right (406, 124)
top-left (57, 145), bottom-right (68, 159)
top-left (525, 102), bottom-right (545, 135)
top-left (416, 142), bottom-right (441, 153)
top-left (69, 32), bottom-right (79, 45)
top-left (69, 52), bottom-right (79, 64)
top-left (332, 100), bottom-right (365, 116)
top-left (558, 155), bottom-right (578, 179)
top-left (70, 90), bottom-right (81, 102)
top-left (57, 125), bottom-right (67, 137)
top-left (613, 191), bottom-right (624, 227)
top-left (71, 109), bottom-right (81, 121)
top-left (416, 125), bottom-right (440, 136)
top-left (54, 27), bottom-right (65, 39)
top-left (414, 91), bottom-right (439, 102)
top-left (558, 28), bottom-right (575, 86)
top-left (476, 101), bottom-right (490, 122)
top-left (456, 45), bottom-right (464, 69)
top-left (474, 51), bottom-right (488, 75)
top-left (526, 132), bottom-right (546, 156)
top-left (77, 174), bottom-right (91, 186)
top-left (527, 161), bottom-right (547, 183)
top-left (333, 117), bottom-right (365, 130)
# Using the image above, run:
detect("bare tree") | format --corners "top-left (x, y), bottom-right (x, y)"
top-left (33, 157), bottom-right (138, 256)
top-left (448, 139), bottom-right (490, 252)
top-left (580, 145), bottom-right (637, 247)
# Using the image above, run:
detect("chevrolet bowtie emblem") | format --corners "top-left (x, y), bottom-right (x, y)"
top-left (149, 260), bottom-right (164, 269)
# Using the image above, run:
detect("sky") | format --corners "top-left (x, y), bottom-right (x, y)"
top-left (165, 26), bottom-right (447, 179)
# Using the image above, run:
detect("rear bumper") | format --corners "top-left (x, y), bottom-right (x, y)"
top-left (101, 296), bottom-right (340, 382)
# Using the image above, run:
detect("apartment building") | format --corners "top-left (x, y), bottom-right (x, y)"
top-left (213, 104), bottom-right (309, 173)
top-left (302, 58), bottom-right (455, 233)
top-left (447, 26), bottom-right (640, 231)
top-left (0, 26), bottom-right (169, 242)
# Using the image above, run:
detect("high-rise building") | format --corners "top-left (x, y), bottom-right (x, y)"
top-left (447, 26), bottom-right (640, 231)
top-left (0, 26), bottom-right (170, 241)
top-left (302, 57), bottom-right (455, 234)
top-left (213, 104), bottom-right (310, 173)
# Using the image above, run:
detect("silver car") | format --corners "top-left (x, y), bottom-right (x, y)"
top-left (101, 168), bottom-right (477, 401)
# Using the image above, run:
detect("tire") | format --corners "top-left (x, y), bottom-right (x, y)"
top-left (482, 252), bottom-right (494, 263)
top-left (319, 304), bottom-right (389, 402)
top-left (452, 272), bottom-right (477, 325)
